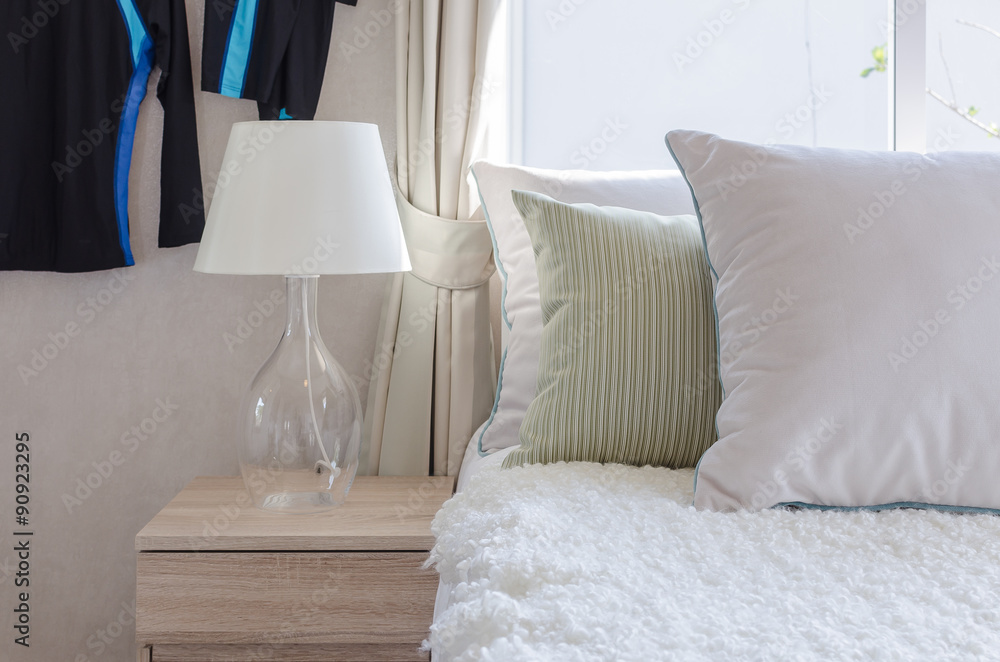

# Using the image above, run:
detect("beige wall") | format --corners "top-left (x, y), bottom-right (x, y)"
top-left (0, 1), bottom-right (397, 660)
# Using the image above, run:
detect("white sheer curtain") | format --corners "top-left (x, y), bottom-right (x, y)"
top-left (362, 0), bottom-right (506, 477)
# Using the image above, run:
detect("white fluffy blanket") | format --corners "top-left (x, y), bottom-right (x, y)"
top-left (427, 462), bottom-right (1000, 661)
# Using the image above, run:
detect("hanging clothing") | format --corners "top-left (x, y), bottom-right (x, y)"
top-left (201, 0), bottom-right (358, 120)
top-left (0, 0), bottom-right (204, 273)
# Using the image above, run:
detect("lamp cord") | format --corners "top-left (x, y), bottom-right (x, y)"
top-left (302, 282), bottom-right (339, 477)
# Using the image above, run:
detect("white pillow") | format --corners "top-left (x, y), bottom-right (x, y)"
top-left (470, 162), bottom-right (695, 452)
top-left (665, 129), bottom-right (1000, 512)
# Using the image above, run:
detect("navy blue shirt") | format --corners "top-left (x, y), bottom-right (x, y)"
top-left (1, 0), bottom-right (204, 272)
top-left (201, 0), bottom-right (357, 120)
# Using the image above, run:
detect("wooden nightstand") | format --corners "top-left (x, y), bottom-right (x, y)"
top-left (135, 475), bottom-right (455, 662)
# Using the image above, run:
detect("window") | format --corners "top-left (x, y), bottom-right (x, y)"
top-left (924, 0), bottom-right (1000, 151)
top-left (510, 0), bottom-right (1000, 170)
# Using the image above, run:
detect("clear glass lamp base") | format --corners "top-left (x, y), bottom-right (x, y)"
top-left (237, 276), bottom-right (362, 514)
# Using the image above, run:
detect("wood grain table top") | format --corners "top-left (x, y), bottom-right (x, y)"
top-left (135, 475), bottom-right (456, 553)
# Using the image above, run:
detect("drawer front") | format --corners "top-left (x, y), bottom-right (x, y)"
top-left (137, 552), bottom-right (437, 645)
top-left (151, 643), bottom-right (429, 661)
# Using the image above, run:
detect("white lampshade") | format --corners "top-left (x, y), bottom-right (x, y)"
top-left (194, 121), bottom-right (410, 275)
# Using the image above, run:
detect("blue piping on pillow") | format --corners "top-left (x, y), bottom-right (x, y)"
top-left (476, 345), bottom-right (509, 457)
top-left (775, 501), bottom-right (1000, 515)
top-left (664, 133), bottom-right (725, 505)
top-left (470, 164), bottom-right (513, 456)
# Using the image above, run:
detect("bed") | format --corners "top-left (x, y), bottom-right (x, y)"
top-left (425, 133), bottom-right (1000, 661)
top-left (429, 440), bottom-right (1000, 661)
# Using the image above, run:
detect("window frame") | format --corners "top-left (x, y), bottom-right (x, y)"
top-left (890, 0), bottom-right (927, 152)
top-left (507, 0), bottom-right (931, 161)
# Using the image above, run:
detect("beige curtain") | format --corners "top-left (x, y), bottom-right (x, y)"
top-left (361, 0), bottom-right (506, 477)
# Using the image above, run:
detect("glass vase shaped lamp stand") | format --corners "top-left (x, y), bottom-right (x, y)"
top-left (192, 121), bottom-right (410, 514)
top-left (238, 275), bottom-right (361, 512)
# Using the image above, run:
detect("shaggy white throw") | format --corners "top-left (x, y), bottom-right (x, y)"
top-left (427, 462), bottom-right (1000, 661)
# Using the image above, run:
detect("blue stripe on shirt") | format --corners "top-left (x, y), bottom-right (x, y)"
top-left (220, 0), bottom-right (260, 97)
top-left (115, 0), bottom-right (147, 67)
top-left (113, 0), bottom-right (154, 266)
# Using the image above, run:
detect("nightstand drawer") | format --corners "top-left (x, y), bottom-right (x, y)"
top-left (136, 552), bottom-right (437, 646)
top-left (149, 643), bottom-right (428, 661)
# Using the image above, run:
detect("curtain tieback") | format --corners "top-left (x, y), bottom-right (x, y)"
top-left (395, 190), bottom-right (496, 290)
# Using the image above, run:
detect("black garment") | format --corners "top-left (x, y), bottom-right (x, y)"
top-left (0, 0), bottom-right (204, 273)
top-left (202, 0), bottom-right (357, 121)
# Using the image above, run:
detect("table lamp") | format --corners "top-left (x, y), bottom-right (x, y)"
top-left (194, 121), bottom-right (410, 513)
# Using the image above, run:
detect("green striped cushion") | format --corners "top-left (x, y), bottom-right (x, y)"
top-left (503, 190), bottom-right (720, 469)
